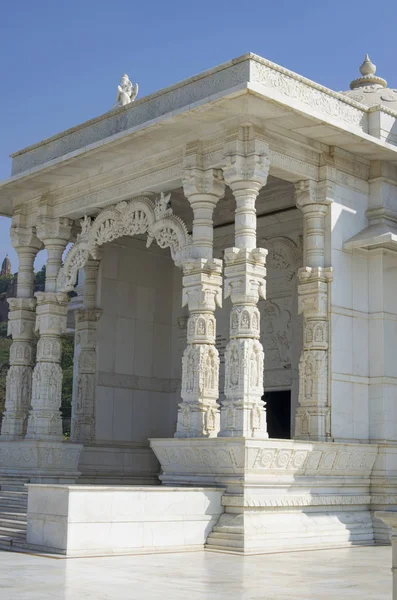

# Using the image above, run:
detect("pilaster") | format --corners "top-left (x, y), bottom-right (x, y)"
top-left (220, 124), bottom-right (270, 437)
top-left (294, 180), bottom-right (333, 441)
top-left (1, 220), bottom-right (42, 439)
top-left (70, 308), bottom-right (101, 444)
top-left (70, 258), bottom-right (101, 444)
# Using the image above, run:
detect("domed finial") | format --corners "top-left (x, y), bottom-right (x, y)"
top-left (360, 54), bottom-right (376, 76)
top-left (350, 54), bottom-right (386, 90)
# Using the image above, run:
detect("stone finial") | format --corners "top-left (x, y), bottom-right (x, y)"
top-left (115, 74), bottom-right (139, 107)
top-left (350, 54), bottom-right (387, 90)
top-left (360, 54), bottom-right (376, 76)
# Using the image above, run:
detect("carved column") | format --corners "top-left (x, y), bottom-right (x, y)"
top-left (26, 217), bottom-right (72, 441)
top-left (70, 260), bottom-right (101, 444)
top-left (294, 180), bottom-right (333, 441)
top-left (1, 220), bottom-right (42, 439)
top-left (175, 147), bottom-right (225, 437)
top-left (219, 125), bottom-right (270, 437)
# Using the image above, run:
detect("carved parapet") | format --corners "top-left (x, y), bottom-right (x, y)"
top-left (224, 247), bottom-right (267, 305)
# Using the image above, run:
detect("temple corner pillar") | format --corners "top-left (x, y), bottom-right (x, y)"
top-left (294, 179), bottom-right (334, 442)
top-left (1, 219), bottom-right (42, 440)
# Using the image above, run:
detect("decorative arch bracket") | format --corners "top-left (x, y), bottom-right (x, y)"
top-left (56, 193), bottom-right (192, 292)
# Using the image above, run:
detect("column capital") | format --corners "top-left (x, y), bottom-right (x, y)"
top-left (182, 258), bottom-right (222, 312)
top-left (36, 216), bottom-right (73, 245)
top-left (295, 180), bottom-right (335, 210)
top-left (222, 124), bottom-right (270, 191)
top-left (183, 145), bottom-right (225, 200)
top-left (224, 248), bottom-right (267, 306)
top-left (10, 224), bottom-right (42, 254)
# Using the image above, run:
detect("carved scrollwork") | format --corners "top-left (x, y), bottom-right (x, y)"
top-left (56, 193), bottom-right (192, 291)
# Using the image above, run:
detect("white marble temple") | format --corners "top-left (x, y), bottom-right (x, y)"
top-left (1, 52), bottom-right (397, 560)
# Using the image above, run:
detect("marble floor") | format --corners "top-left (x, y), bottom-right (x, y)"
top-left (0, 546), bottom-right (391, 599)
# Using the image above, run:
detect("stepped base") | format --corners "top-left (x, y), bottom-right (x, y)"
top-left (150, 437), bottom-right (380, 555)
top-left (0, 476), bottom-right (28, 551)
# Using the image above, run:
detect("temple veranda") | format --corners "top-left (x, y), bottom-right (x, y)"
top-left (0, 53), bottom-right (397, 557)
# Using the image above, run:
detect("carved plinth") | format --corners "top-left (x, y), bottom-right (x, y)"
top-left (175, 259), bottom-right (222, 438)
top-left (150, 437), bottom-right (378, 554)
top-left (220, 247), bottom-right (268, 438)
top-left (1, 298), bottom-right (37, 439)
top-left (70, 309), bottom-right (102, 444)
top-left (0, 440), bottom-right (83, 483)
top-left (26, 292), bottom-right (68, 442)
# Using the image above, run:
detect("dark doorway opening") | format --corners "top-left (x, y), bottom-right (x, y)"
top-left (264, 390), bottom-right (291, 439)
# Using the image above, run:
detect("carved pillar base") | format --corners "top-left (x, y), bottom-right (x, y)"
top-left (70, 308), bottom-right (101, 444)
top-left (175, 259), bottom-right (222, 438)
top-left (294, 267), bottom-right (332, 441)
top-left (26, 292), bottom-right (68, 442)
top-left (1, 298), bottom-right (37, 440)
top-left (220, 247), bottom-right (268, 438)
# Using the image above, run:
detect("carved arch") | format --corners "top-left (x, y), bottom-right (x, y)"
top-left (56, 193), bottom-right (192, 292)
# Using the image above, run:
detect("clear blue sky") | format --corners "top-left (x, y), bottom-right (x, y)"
top-left (0, 0), bottom-right (396, 273)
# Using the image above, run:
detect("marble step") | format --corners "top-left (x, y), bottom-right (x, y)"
top-left (0, 498), bottom-right (28, 507)
top-left (0, 518), bottom-right (27, 529)
top-left (206, 532), bottom-right (244, 550)
top-left (0, 527), bottom-right (26, 540)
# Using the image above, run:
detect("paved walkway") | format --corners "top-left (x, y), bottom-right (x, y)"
top-left (0, 546), bottom-right (391, 599)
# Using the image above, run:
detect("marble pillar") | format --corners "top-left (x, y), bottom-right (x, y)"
top-left (175, 148), bottom-right (225, 437)
top-left (219, 125), bottom-right (270, 438)
top-left (294, 180), bottom-right (333, 441)
top-left (26, 217), bottom-right (72, 441)
top-left (1, 221), bottom-right (42, 438)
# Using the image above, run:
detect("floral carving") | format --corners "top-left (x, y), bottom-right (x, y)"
top-left (56, 194), bottom-right (192, 291)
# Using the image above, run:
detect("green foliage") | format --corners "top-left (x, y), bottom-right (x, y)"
top-left (60, 334), bottom-right (75, 436)
top-left (0, 275), bottom-right (12, 294)
top-left (34, 266), bottom-right (46, 292)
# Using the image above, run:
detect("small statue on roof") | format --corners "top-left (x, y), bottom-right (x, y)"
top-left (115, 74), bottom-right (139, 107)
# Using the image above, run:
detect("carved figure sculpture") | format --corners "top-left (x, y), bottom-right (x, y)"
top-left (115, 74), bottom-right (139, 107)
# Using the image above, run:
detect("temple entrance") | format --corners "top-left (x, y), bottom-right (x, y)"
top-left (264, 390), bottom-right (291, 439)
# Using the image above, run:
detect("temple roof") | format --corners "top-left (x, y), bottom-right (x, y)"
top-left (1, 255), bottom-right (11, 276)
top-left (342, 54), bottom-right (397, 109)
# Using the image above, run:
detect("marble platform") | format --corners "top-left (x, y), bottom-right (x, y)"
top-left (26, 484), bottom-right (224, 556)
top-left (0, 546), bottom-right (391, 600)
